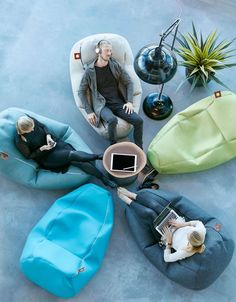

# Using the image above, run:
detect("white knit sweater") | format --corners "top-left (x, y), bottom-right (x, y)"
top-left (164, 220), bottom-right (206, 263)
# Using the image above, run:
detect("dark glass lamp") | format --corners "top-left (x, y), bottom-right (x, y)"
top-left (134, 19), bottom-right (181, 120)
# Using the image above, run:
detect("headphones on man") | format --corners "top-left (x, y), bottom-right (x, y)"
top-left (95, 40), bottom-right (110, 54)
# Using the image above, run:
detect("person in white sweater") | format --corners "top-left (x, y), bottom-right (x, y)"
top-left (162, 219), bottom-right (206, 262)
top-left (117, 187), bottom-right (206, 263)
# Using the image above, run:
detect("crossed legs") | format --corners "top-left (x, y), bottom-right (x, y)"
top-left (69, 151), bottom-right (117, 188)
top-left (117, 187), bottom-right (158, 229)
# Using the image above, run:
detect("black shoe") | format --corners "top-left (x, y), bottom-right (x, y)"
top-left (102, 177), bottom-right (117, 188)
top-left (138, 181), bottom-right (159, 190)
top-left (96, 153), bottom-right (103, 160)
top-left (138, 181), bottom-right (151, 190)
top-left (142, 168), bottom-right (158, 183)
top-left (136, 143), bottom-right (143, 150)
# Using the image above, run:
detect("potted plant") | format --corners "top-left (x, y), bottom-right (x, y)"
top-left (174, 22), bottom-right (236, 90)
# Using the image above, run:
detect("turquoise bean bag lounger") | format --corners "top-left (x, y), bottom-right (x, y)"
top-left (0, 107), bottom-right (92, 189)
top-left (148, 91), bottom-right (236, 174)
top-left (20, 184), bottom-right (114, 298)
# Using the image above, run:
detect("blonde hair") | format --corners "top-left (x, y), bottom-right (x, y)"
top-left (187, 231), bottom-right (205, 254)
top-left (16, 116), bottom-right (34, 142)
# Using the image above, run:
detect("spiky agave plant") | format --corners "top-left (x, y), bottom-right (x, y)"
top-left (174, 22), bottom-right (236, 91)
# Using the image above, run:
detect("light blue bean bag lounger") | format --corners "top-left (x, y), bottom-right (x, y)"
top-left (0, 107), bottom-right (92, 189)
top-left (20, 184), bottom-right (114, 298)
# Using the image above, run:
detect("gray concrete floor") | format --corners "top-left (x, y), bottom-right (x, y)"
top-left (0, 1), bottom-right (236, 301)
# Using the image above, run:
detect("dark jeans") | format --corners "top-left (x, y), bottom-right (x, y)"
top-left (100, 104), bottom-right (143, 148)
top-left (69, 151), bottom-right (103, 179)
top-left (43, 149), bottom-right (104, 179)
top-left (130, 192), bottom-right (160, 240)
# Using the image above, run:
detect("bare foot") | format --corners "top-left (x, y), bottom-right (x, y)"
top-left (117, 189), bottom-right (133, 205)
top-left (117, 187), bottom-right (136, 200)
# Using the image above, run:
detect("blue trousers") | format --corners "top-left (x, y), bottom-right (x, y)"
top-left (130, 191), bottom-right (161, 241)
top-left (100, 104), bottom-right (143, 148)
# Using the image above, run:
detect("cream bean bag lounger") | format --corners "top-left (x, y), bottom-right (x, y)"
top-left (70, 33), bottom-right (142, 140)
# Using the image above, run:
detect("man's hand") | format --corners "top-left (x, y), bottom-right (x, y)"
top-left (87, 113), bottom-right (97, 126)
top-left (123, 102), bottom-right (134, 114)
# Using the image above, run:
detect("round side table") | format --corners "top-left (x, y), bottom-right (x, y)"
top-left (103, 142), bottom-right (147, 186)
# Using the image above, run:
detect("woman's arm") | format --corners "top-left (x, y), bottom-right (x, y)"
top-left (15, 137), bottom-right (44, 160)
top-left (14, 129), bottom-right (54, 160)
top-left (162, 226), bottom-right (192, 262)
top-left (170, 220), bottom-right (206, 234)
top-left (169, 220), bottom-right (192, 229)
top-left (164, 248), bottom-right (191, 263)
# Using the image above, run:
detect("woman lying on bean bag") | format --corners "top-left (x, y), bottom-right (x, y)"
top-left (117, 187), bottom-right (206, 262)
top-left (15, 115), bottom-right (117, 188)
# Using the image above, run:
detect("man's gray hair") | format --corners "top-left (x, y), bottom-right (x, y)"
top-left (97, 40), bottom-right (112, 48)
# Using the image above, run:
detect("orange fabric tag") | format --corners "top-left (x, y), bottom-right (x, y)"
top-left (214, 91), bottom-right (222, 98)
top-left (0, 152), bottom-right (9, 160)
top-left (214, 223), bottom-right (222, 232)
top-left (74, 53), bottom-right (81, 60)
top-left (77, 267), bottom-right (85, 273)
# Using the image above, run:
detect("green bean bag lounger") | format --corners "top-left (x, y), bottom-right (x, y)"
top-left (20, 184), bottom-right (114, 298)
top-left (0, 107), bottom-right (92, 189)
top-left (148, 91), bottom-right (236, 174)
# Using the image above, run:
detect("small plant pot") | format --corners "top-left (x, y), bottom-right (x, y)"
top-left (185, 69), bottom-right (211, 87)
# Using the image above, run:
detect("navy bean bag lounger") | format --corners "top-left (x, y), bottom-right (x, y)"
top-left (126, 189), bottom-right (234, 290)
top-left (20, 184), bottom-right (114, 298)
